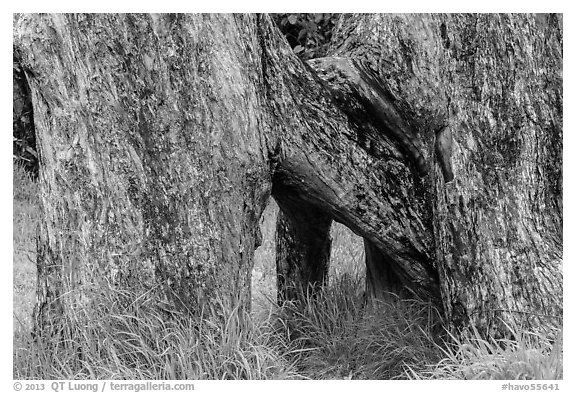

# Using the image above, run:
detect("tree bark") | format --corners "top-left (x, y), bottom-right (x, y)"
top-left (261, 21), bottom-right (441, 303)
top-left (15, 14), bottom-right (277, 332)
top-left (14, 13), bottom-right (562, 337)
top-left (327, 13), bottom-right (562, 334)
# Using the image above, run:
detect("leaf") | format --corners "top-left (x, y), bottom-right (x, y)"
top-left (294, 45), bottom-right (304, 54)
top-left (288, 15), bottom-right (298, 25)
top-left (307, 20), bottom-right (318, 32)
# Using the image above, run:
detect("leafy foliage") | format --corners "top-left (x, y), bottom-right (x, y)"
top-left (272, 13), bottom-right (339, 60)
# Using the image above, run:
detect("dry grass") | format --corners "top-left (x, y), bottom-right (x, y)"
top-left (13, 164), bottom-right (562, 380)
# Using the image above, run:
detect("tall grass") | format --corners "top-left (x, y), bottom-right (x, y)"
top-left (272, 273), bottom-right (445, 379)
top-left (14, 284), bottom-right (302, 380)
top-left (410, 324), bottom-right (563, 380)
top-left (13, 163), bottom-right (562, 380)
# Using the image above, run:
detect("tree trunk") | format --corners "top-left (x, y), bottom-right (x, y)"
top-left (15, 14), bottom-right (277, 332)
top-left (326, 13), bottom-right (562, 334)
top-left (14, 13), bottom-right (562, 337)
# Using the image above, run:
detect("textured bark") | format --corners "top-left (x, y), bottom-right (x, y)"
top-left (327, 13), bottom-right (562, 334)
top-left (261, 20), bottom-right (440, 302)
top-left (15, 14), bottom-right (276, 331)
top-left (14, 13), bottom-right (562, 337)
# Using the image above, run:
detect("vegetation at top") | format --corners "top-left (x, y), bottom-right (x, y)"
top-left (271, 13), bottom-right (339, 60)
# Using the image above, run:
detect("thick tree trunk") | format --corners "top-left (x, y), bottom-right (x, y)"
top-left (327, 13), bottom-right (562, 334)
top-left (15, 13), bottom-right (562, 338)
top-left (15, 14), bottom-right (276, 332)
top-left (261, 22), bottom-right (441, 302)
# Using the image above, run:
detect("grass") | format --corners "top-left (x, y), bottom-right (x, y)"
top-left (13, 285), bottom-right (302, 379)
top-left (270, 276), bottom-right (445, 379)
top-left (13, 163), bottom-right (562, 380)
top-left (411, 324), bottom-right (563, 380)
